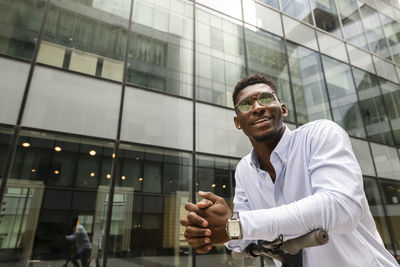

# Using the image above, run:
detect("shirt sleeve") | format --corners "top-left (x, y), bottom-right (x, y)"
top-left (239, 120), bottom-right (364, 241)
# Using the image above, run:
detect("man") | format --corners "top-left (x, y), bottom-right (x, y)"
top-left (180, 75), bottom-right (399, 266)
top-left (66, 217), bottom-right (93, 267)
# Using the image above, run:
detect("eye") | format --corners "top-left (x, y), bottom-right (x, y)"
top-left (237, 98), bottom-right (253, 112)
top-left (258, 93), bottom-right (274, 105)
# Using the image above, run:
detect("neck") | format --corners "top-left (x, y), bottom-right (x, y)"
top-left (251, 127), bottom-right (285, 182)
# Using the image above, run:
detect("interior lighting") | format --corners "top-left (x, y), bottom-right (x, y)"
top-left (121, 176), bottom-right (126, 180)
top-left (22, 142), bottom-right (30, 148)
top-left (54, 170), bottom-right (60, 175)
top-left (211, 184), bottom-right (216, 188)
top-left (54, 146), bottom-right (62, 152)
top-left (139, 177), bottom-right (143, 182)
top-left (106, 174), bottom-right (111, 179)
top-left (89, 150), bottom-right (96, 156)
top-left (112, 153), bottom-right (115, 158)
top-left (222, 184), bottom-right (227, 189)
top-left (90, 172), bottom-right (95, 177)
top-left (31, 169), bottom-right (36, 173)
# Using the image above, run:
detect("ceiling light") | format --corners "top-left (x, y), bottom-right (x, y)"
top-left (89, 150), bottom-right (96, 156)
top-left (54, 146), bottom-right (62, 152)
top-left (106, 174), bottom-right (111, 179)
top-left (211, 184), bottom-right (216, 188)
top-left (121, 176), bottom-right (126, 180)
top-left (90, 172), bottom-right (95, 177)
top-left (139, 177), bottom-right (143, 182)
top-left (22, 142), bottom-right (30, 148)
top-left (54, 170), bottom-right (60, 175)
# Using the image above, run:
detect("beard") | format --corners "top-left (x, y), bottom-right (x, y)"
top-left (253, 130), bottom-right (278, 142)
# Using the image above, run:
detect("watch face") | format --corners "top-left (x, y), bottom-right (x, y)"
top-left (228, 221), bottom-right (240, 236)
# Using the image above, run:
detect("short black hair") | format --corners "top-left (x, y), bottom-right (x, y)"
top-left (232, 75), bottom-right (278, 106)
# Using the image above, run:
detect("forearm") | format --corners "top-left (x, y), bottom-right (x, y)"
top-left (239, 191), bottom-right (362, 241)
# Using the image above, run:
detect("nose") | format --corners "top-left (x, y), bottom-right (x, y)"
top-left (252, 100), bottom-right (265, 114)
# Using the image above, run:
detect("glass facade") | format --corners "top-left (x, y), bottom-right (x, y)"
top-left (0, 0), bottom-right (399, 266)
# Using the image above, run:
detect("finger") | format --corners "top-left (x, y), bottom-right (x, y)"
top-left (187, 211), bottom-right (208, 227)
top-left (184, 226), bottom-right (211, 238)
top-left (185, 202), bottom-right (200, 213)
top-left (197, 199), bottom-right (213, 209)
top-left (198, 191), bottom-right (222, 204)
top-left (187, 236), bottom-right (211, 249)
top-left (196, 245), bottom-right (212, 254)
top-left (180, 217), bottom-right (189, 227)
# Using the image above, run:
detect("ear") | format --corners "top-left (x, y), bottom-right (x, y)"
top-left (234, 116), bottom-right (241, 129)
top-left (281, 103), bottom-right (288, 118)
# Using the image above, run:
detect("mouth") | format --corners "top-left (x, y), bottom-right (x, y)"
top-left (251, 116), bottom-right (272, 125)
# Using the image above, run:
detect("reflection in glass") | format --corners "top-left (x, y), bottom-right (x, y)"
top-left (380, 78), bottom-right (400, 145)
top-left (310, 0), bottom-right (342, 37)
top-left (373, 55), bottom-right (398, 83)
top-left (337, 0), bottom-right (368, 49)
top-left (317, 31), bottom-right (348, 62)
top-left (380, 14), bottom-right (400, 64)
top-left (350, 138), bottom-right (375, 176)
top-left (370, 142), bottom-right (400, 180)
top-left (363, 177), bottom-right (395, 254)
top-left (196, 0), bottom-right (242, 20)
top-left (287, 42), bottom-right (331, 124)
top-left (127, 0), bottom-right (193, 97)
top-left (283, 16), bottom-right (318, 51)
top-left (0, 127), bottom-right (13, 178)
top-left (347, 43), bottom-right (375, 73)
top-left (0, 0), bottom-right (45, 60)
top-left (380, 179), bottom-right (400, 257)
top-left (281, 0), bottom-right (313, 24)
top-left (38, 0), bottom-right (130, 81)
top-left (196, 7), bottom-right (246, 107)
top-left (245, 28), bottom-right (294, 122)
top-left (242, 0), bottom-right (283, 37)
top-left (322, 56), bottom-right (365, 138)
top-left (353, 68), bottom-right (394, 145)
top-left (259, 0), bottom-right (280, 10)
top-left (0, 130), bottom-right (114, 266)
top-left (196, 155), bottom-right (254, 266)
top-left (107, 143), bottom-right (192, 266)
top-left (359, 5), bottom-right (391, 60)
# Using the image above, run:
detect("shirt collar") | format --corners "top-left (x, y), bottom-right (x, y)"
top-left (249, 125), bottom-right (292, 167)
top-left (272, 125), bottom-right (292, 163)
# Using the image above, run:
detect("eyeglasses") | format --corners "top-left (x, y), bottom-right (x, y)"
top-left (235, 92), bottom-right (276, 112)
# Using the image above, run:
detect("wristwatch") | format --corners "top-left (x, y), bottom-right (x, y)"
top-left (225, 211), bottom-right (242, 240)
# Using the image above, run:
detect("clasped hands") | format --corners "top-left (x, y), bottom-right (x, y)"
top-left (180, 191), bottom-right (232, 254)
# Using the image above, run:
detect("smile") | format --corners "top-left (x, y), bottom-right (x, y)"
top-left (251, 117), bottom-right (272, 125)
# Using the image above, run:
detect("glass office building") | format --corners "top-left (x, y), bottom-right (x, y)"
top-left (0, 0), bottom-right (400, 266)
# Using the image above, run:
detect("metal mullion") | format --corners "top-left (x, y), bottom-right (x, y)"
top-left (280, 15), bottom-right (299, 127)
top-left (101, 0), bottom-right (135, 265)
top-left (0, 0), bottom-right (51, 207)
top-left (192, 2), bottom-right (197, 267)
top-left (240, 0), bottom-right (249, 76)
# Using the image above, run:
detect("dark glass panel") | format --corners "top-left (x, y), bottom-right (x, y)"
top-left (0, 0), bottom-right (45, 60)
top-left (337, 0), bottom-right (368, 49)
top-left (353, 67), bottom-right (394, 144)
top-left (287, 42), bottom-right (331, 124)
top-left (322, 55), bottom-right (366, 138)
top-left (311, 0), bottom-right (342, 37)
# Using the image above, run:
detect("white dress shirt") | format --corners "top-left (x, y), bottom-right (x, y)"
top-left (226, 120), bottom-right (398, 267)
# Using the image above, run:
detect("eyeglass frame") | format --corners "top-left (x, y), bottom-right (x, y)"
top-left (234, 91), bottom-right (279, 113)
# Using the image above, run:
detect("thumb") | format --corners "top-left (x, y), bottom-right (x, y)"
top-left (198, 191), bottom-right (222, 204)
